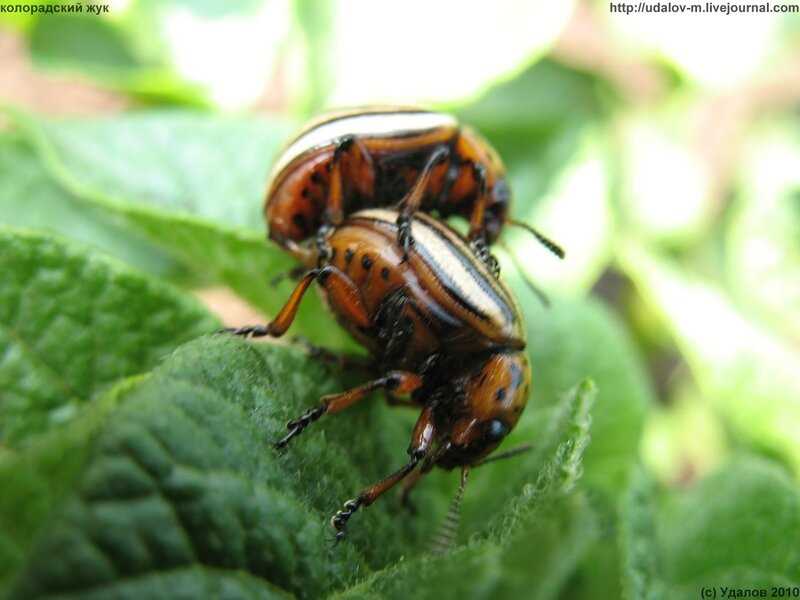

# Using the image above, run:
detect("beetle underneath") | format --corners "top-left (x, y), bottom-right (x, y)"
top-left (227, 209), bottom-right (533, 541)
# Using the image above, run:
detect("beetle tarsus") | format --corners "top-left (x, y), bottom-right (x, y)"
top-left (220, 325), bottom-right (271, 338)
top-left (274, 404), bottom-right (327, 449)
top-left (397, 215), bottom-right (414, 261)
top-left (469, 236), bottom-right (501, 277)
top-left (315, 224), bottom-right (335, 267)
top-left (331, 497), bottom-right (363, 543)
top-left (333, 135), bottom-right (355, 160)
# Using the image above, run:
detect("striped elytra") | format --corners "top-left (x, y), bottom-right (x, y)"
top-left (264, 106), bottom-right (510, 260)
top-left (318, 209), bottom-right (525, 368)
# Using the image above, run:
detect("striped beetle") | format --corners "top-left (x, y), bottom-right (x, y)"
top-left (228, 208), bottom-right (532, 541)
top-left (264, 106), bottom-right (563, 274)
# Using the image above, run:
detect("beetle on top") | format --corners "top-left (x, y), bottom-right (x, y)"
top-left (264, 106), bottom-right (563, 274)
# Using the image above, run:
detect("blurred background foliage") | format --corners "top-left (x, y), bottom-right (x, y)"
top-left (1, 0), bottom-right (799, 597)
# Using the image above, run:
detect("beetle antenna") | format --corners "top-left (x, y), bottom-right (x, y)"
top-left (506, 219), bottom-right (565, 260)
top-left (429, 466), bottom-right (470, 555)
top-left (499, 241), bottom-right (551, 308)
top-left (474, 443), bottom-right (533, 467)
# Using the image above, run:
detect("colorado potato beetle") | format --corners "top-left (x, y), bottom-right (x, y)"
top-left (228, 208), bottom-right (532, 541)
top-left (264, 106), bottom-right (564, 273)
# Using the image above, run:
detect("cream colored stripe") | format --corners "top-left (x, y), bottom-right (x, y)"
top-left (355, 209), bottom-right (509, 328)
top-left (271, 111), bottom-right (456, 178)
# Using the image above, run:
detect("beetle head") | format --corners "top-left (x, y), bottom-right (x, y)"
top-left (432, 351), bottom-right (530, 469)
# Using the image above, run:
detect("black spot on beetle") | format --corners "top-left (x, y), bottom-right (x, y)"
top-left (301, 187), bottom-right (310, 198)
top-left (310, 172), bottom-right (323, 185)
top-left (485, 419), bottom-right (508, 441)
top-left (362, 255), bottom-right (373, 270)
top-left (385, 374), bottom-right (401, 390)
top-left (495, 388), bottom-right (506, 402)
top-left (380, 267), bottom-right (390, 280)
top-left (345, 248), bottom-right (355, 263)
top-left (292, 213), bottom-right (307, 230)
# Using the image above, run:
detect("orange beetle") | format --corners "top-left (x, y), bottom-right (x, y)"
top-left (264, 107), bottom-right (563, 274)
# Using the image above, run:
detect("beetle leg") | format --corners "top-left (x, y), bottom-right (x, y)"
top-left (373, 288), bottom-right (415, 366)
top-left (325, 137), bottom-right (351, 226)
top-left (396, 146), bottom-right (450, 260)
top-left (331, 406), bottom-right (435, 541)
top-left (275, 371), bottom-right (423, 449)
top-left (283, 239), bottom-right (318, 266)
top-left (225, 264), bottom-right (371, 339)
top-left (314, 223), bottom-right (334, 266)
top-left (317, 265), bottom-right (371, 329)
top-left (222, 269), bottom-right (320, 338)
top-left (469, 236), bottom-right (500, 277)
top-left (467, 163), bottom-right (490, 241)
top-left (326, 136), bottom-right (376, 227)
top-left (383, 314), bottom-right (414, 366)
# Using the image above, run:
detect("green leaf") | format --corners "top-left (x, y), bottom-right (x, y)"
top-left (486, 379), bottom-right (596, 542)
top-left (18, 4), bottom-right (208, 106)
top-left (9, 110), bottom-right (351, 348)
top-left (0, 334), bottom-right (595, 599)
top-left (0, 133), bottom-right (183, 279)
top-left (29, 13), bottom-right (143, 74)
top-left (619, 465), bottom-right (665, 600)
top-left (0, 227), bottom-right (218, 446)
top-left (0, 337), bottom-right (443, 599)
top-left (660, 457), bottom-right (800, 597)
top-left (620, 458), bottom-right (800, 600)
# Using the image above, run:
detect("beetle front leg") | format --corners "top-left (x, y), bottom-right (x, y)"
top-left (396, 146), bottom-right (450, 260)
top-left (466, 163), bottom-right (489, 243)
top-left (225, 264), bottom-right (370, 340)
top-left (275, 371), bottom-right (423, 449)
top-left (331, 406), bottom-right (436, 541)
top-left (469, 236), bottom-right (500, 278)
top-left (223, 269), bottom-right (320, 338)
top-left (326, 136), bottom-right (376, 227)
